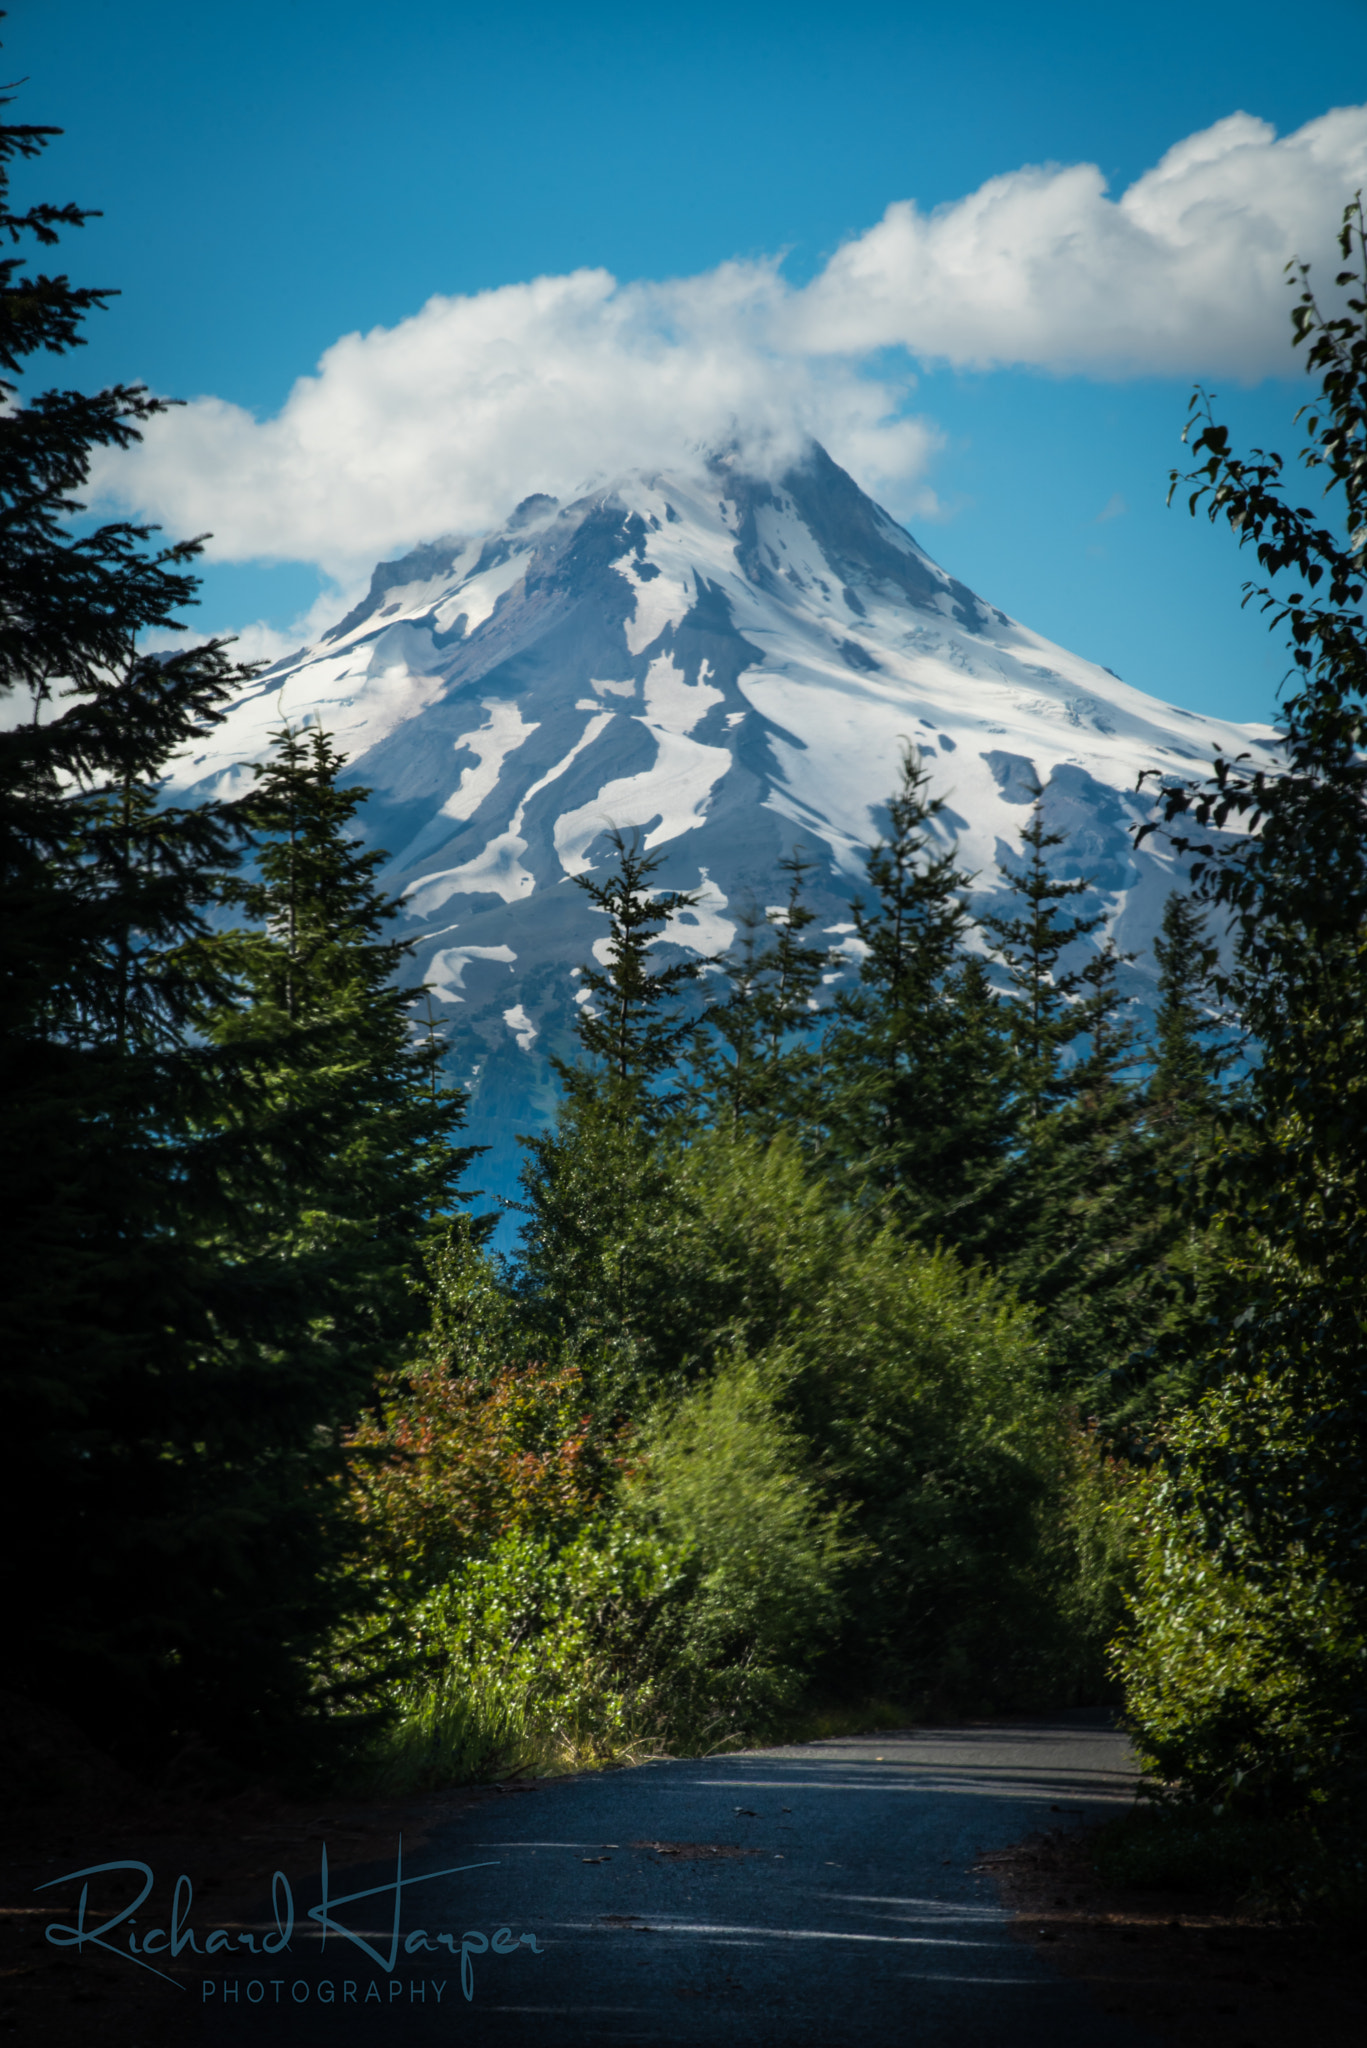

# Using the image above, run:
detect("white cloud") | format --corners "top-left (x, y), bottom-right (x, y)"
top-left (795, 107), bottom-right (1367, 375)
top-left (93, 104), bottom-right (1367, 584)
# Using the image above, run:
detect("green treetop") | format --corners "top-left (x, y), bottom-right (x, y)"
top-left (215, 723), bottom-right (481, 1346)
top-left (984, 791), bottom-right (1105, 1123)
top-left (821, 744), bottom-right (1018, 1252)
top-left (565, 827), bottom-right (704, 1114)
top-left (1149, 888), bottom-right (1230, 1120)
top-left (689, 845), bottom-right (829, 1140)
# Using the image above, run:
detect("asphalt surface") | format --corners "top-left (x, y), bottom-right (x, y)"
top-left (198, 1714), bottom-right (1161, 2047)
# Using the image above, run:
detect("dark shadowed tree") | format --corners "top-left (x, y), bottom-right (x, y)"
top-left (517, 831), bottom-right (708, 1393)
top-left (821, 745), bottom-right (1020, 1256)
top-left (1120, 201), bottom-right (1367, 1812)
top-left (0, 90), bottom-right (471, 1766)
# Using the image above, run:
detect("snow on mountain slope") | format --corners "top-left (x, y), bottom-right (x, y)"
top-left (169, 442), bottom-right (1278, 1206)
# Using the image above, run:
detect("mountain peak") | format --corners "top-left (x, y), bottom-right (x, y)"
top-left (174, 442), bottom-right (1278, 1204)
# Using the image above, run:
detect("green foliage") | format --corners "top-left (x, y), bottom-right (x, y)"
top-left (1114, 1380), bottom-right (1367, 1811)
top-left (687, 847), bottom-right (829, 1140)
top-left (985, 792), bottom-right (1104, 1123)
top-left (1122, 202), bottom-right (1367, 1820)
top-left (338, 1114), bottom-right (1137, 1786)
top-left (1049, 1416), bottom-right (1137, 1696)
top-left (210, 723), bottom-right (480, 1383)
top-left (624, 1355), bottom-right (848, 1737)
top-left (523, 1118), bottom-right (1106, 1706)
top-left (349, 1344), bottom-right (627, 1592)
top-left (1103, 893), bottom-right (1237, 1433)
top-left (1150, 889), bottom-right (1230, 1115)
top-left (961, 800), bottom-right (1157, 1396)
top-left (0, 83), bottom-right (483, 1763)
top-left (517, 1089), bottom-right (700, 1406)
top-left (562, 825), bottom-right (704, 1117)
top-left (821, 746), bottom-right (1021, 1257)
top-left (361, 1524), bottom-right (676, 1791)
top-left (0, 88), bottom-right (319, 1750)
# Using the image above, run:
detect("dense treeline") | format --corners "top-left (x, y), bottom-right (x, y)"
top-left (4, 84), bottom-right (1365, 1906)
top-left (0, 96), bottom-right (475, 1768)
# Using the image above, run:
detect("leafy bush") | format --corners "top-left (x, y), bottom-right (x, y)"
top-left (341, 1131), bottom-right (1135, 1788)
top-left (1113, 1375), bottom-right (1367, 1813)
top-left (1047, 1414), bottom-right (1138, 1702)
top-left (348, 1356), bottom-right (625, 1589)
top-left (679, 1134), bottom-right (1106, 1706)
top-left (348, 1348), bottom-right (851, 1775)
top-left (529, 1126), bottom-right (1115, 1709)
top-left (362, 1523), bottom-right (678, 1790)
top-left (623, 1354), bottom-right (849, 1740)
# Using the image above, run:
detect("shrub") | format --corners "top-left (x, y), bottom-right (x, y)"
top-left (348, 1357), bottom-right (625, 1589)
top-left (644, 1132), bottom-right (1102, 1708)
top-left (1113, 1375), bottom-right (1367, 1813)
top-left (362, 1522), bottom-right (678, 1790)
top-left (623, 1353), bottom-right (849, 1740)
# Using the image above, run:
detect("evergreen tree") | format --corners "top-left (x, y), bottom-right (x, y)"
top-left (1149, 888), bottom-right (1229, 1119)
top-left (563, 827), bottom-right (703, 1118)
top-left (0, 85), bottom-right (283, 1743)
top-left (983, 791), bottom-right (1104, 1122)
top-left (1103, 890), bottom-right (1238, 1433)
top-left (518, 831), bottom-right (708, 1391)
top-left (213, 722), bottom-right (481, 1383)
top-left (822, 744), bottom-right (1018, 1253)
top-left (1041, 935), bottom-right (1166, 1396)
top-left (0, 89), bottom-right (463, 1763)
top-left (981, 796), bottom-right (1156, 1382)
top-left (689, 846), bottom-right (829, 1139)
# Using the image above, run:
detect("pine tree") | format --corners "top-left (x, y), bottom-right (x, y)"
top-left (1149, 888), bottom-right (1229, 1119)
top-left (980, 795), bottom-right (1157, 1381)
top-left (821, 744), bottom-right (1019, 1252)
top-left (0, 86), bottom-right (456, 1763)
top-left (983, 791), bottom-right (1104, 1122)
top-left (1040, 935), bottom-right (1166, 1395)
top-left (1099, 890), bottom-right (1237, 1433)
top-left (517, 831), bottom-right (708, 1388)
top-left (0, 84), bottom-right (290, 1741)
top-left (564, 827), bottom-right (704, 1117)
top-left (689, 846), bottom-right (829, 1139)
top-left (213, 722), bottom-right (481, 1381)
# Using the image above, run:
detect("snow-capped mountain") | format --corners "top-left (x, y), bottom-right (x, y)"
top-left (171, 442), bottom-right (1278, 1206)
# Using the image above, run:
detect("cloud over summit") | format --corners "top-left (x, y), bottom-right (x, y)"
top-left (95, 103), bottom-right (1367, 588)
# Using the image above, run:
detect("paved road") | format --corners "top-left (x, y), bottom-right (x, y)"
top-left (201, 1715), bottom-right (1160, 2047)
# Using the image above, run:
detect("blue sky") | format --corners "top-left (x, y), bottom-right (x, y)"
top-left (13, 0), bottom-right (1367, 722)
